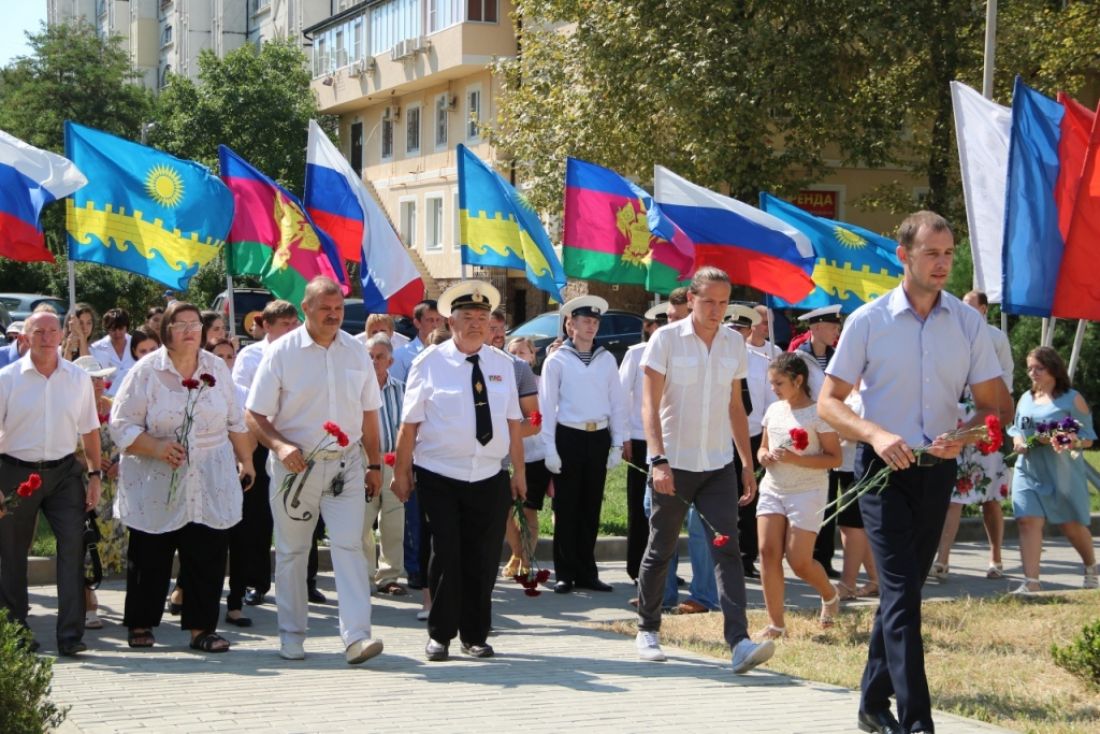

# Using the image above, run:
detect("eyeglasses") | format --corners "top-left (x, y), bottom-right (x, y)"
top-left (168, 322), bottom-right (203, 332)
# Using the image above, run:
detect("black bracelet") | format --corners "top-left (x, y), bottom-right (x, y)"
top-left (367, 464), bottom-right (382, 471)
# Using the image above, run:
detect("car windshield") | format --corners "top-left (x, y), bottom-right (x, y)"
top-left (510, 312), bottom-right (560, 338)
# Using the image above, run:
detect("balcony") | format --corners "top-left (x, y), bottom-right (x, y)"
top-left (306, 0), bottom-right (516, 114)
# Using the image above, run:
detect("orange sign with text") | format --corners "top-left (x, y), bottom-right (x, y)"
top-left (793, 190), bottom-right (838, 219)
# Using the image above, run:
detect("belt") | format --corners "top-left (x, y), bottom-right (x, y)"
top-left (914, 453), bottom-right (943, 467)
top-left (313, 447), bottom-right (359, 462)
top-left (560, 419), bottom-right (609, 432)
top-left (0, 453), bottom-right (74, 470)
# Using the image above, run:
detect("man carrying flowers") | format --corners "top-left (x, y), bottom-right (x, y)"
top-left (818, 212), bottom-right (1004, 734)
top-left (246, 277), bottom-right (385, 665)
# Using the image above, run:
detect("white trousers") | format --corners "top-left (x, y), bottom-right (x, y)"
top-left (363, 465), bottom-right (406, 586)
top-left (269, 450), bottom-right (373, 648)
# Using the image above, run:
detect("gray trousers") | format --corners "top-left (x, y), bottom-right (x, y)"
top-left (0, 455), bottom-right (86, 646)
top-left (637, 461), bottom-right (749, 649)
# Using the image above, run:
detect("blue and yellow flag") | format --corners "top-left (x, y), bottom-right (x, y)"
top-left (65, 122), bottom-right (233, 290)
top-left (759, 193), bottom-right (902, 313)
top-left (457, 144), bottom-right (566, 302)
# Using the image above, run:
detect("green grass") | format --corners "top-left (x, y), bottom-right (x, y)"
top-left (537, 463), bottom-right (629, 537)
top-left (31, 517), bottom-right (56, 557)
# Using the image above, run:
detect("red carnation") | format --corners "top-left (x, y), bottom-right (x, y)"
top-left (181, 378), bottom-right (200, 390)
top-left (513, 575), bottom-right (526, 585)
top-left (336, 431), bottom-right (350, 448)
top-left (535, 569), bottom-right (551, 583)
top-left (957, 478), bottom-right (973, 494)
top-left (712, 534), bottom-right (730, 548)
top-left (16, 481), bottom-right (34, 498)
top-left (789, 428), bottom-right (810, 452)
top-left (529, 411), bottom-right (543, 427)
top-left (524, 588), bottom-right (541, 597)
top-left (384, 452), bottom-right (396, 467)
top-left (103, 381), bottom-right (112, 391)
top-left (26, 473), bottom-right (42, 491)
top-left (323, 421), bottom-right (342, 437)
top-left (1000, 484), bottom-right (1009, 498)
top-left (199, 372), bottom-right (216, 388)
top-left (977, 414), bottom-right (1004, 455)
top-left (98, 413), bottom-right (110, 425)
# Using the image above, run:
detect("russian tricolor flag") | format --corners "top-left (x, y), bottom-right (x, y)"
top-left (305, 120), bottom-right (423, 316)
top-left (0, 129), bottom-right (87, 262)
top-left (654, 165), bottom-right (816, 302)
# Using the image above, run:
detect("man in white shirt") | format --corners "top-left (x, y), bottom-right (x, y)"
top-left (390, 300), bottom-right (442, 383)
top-left (88, 308), bottom-right (134, 397)
top-left (0, 311), bottom-right (102, 656)
top-left (246, 277), bottom-right (385, 665)
top-left (231, 300), bottom-right (299, 608)
top-left (359, 313), bottom-right (410, 351)
top-left (634, 267), bottom-right (774, 674)
top-left (748, 304), bottom-right (783, 359)
top-left (391, 280), bottom-right (525, 661)
top-left (540, 296), bottom-right (628, 594)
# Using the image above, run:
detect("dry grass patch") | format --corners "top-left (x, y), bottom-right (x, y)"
top-left (598, 591), bottom-right (1100, 734)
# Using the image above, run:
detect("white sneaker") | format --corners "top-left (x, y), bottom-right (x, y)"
top-left (279, 640), bottom-right (305, 660)
top-left (636, 631), bottom-right (666, 662)
top-left (731, 638), bottom-right (774, 674)
top-left (1085, 564), bottom-right (1098, 590)
top-left (345, 638), bottom-right (384, 664)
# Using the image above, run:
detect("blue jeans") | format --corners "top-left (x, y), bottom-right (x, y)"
top-left (403, 489), bottom-right (422, 586)
top-left (644, 486), bottom-right (719, 609)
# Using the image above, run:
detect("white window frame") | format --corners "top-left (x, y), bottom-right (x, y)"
top-left (398, 196), bottom-right (417, 249)
top-left (424, 192), bottom-right (444, 252)
top-left (381, 110), bottom-right (394, 160)
top-left (405, 103), bottom-right (422, 155)
top-left (465, 84), bottom-right (482, 142)
top-left (434, 93), bottom-right (449, 150)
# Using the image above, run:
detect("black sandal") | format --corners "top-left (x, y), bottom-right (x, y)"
top-left (189, 631), bottom-right (230, 653)
top-left (128, 628), bottom-right (155, 648)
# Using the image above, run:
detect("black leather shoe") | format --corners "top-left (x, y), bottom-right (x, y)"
top-left (307, 585), bottom-right (327, 604)
top-left (461, 642), bottom-right (494, 658)
top-left (225, 613), bottom-right (253, 628)
top-left (58, 641), bottom-right (87, 657)
top-left (243, 589), bottom-right (266, 606)
top-left (577, 579), bottom-right (613, 592)
top-left (675, 576), bottom-right (686, 587)
top-left (857, 709), bottom-right (903, 734)
top-left (743, 565), bottom-right (760, 579)
top-left (824, 566), bottom-right (841, 580)
top-left (553, 580), bottom-right (573, 594)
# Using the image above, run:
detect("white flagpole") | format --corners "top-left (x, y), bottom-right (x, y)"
top-left (67, 260), bottom-right (77, 310)
top-left (225, 273), bottom-right (237, 339)
top-left (983, 1), bottom-right (1007, 337)
top-left (1040, 317), bottom-right (1049, 346)
top-left (1068, 319), bottom-right (1087, 379)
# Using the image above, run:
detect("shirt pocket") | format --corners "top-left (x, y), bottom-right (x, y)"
top-left (718, 356), bottom-right (741, 382)
top-left (429, 388), bottom-right (468, 426)
top-left (345, 369), bottom-right (368, 405)
top-left (669, 356), bottom-right (699, 385)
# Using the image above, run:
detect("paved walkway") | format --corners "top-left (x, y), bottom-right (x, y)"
top-left (28, 536), bottom-right (1091, 733)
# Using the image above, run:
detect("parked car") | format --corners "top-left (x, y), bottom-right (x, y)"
top-left (507, 309), bottom-right (644, 371)
top-left (0, 293), bottom-right (62, 325)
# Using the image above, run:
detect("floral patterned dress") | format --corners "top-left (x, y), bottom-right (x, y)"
top-left (953, 394), bottom-right (1010, 505)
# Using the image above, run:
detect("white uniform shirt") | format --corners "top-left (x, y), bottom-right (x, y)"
top-left (745, 347), bottom-right (778, 437)
top-left (89, 334), bottom-right (135, 397)
top-left (247, 326), bottom-right (382, 451)
top-left (232, 338), bottom-right (267, 393)
top-left (539, 341), bottom-right (628, 454)
top-left (110, 348), bottom-right (246, 533)
top-left (619, 342), bottom-right (647, 442)
top-left (745, 339), bottom-right (782, 360)
top-left (641, 317), bottom-right (749, 472)
top-left (402, 340), bottom-right (522, 482)
top-left (988, 324), bottom-right (1013, 390)
top-left (0, 354), bottom-right (99, 461)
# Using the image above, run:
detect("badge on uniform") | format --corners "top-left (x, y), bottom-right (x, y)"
top-left (488, 374), bottom-right (503, 383)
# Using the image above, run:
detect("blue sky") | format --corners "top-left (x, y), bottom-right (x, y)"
top-left (1, 2), bottom-right (47, 65)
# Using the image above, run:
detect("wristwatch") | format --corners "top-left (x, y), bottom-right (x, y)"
top-left (87, 469), bottom-right (103, 479)
top-left (648, 454), bottom-right (669, 467)
top-left (366, 464), bottom-right (382, 472)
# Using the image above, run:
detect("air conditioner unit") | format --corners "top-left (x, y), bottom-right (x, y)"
top-left (390, 39), bottom-right (412, 61)
top-left (407, 36), bottom-right (429, 54)
top-left (348, 59), bottom-right (365, 77)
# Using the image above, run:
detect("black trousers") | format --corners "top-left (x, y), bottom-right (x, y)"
top-left (227, 445), bottom-right (273, 607)
top-left (625, 438), bottom-right (649, 581)
top-left (552, 425), bottom-right (612, 584)
top-left (813, 468), bottom-right (841, 570)
top-left (856, 444), bottom-right (955, 733)
top-left (417, 467), bottom-right (510, 646)
top-left (733, 433), bottom-right (763, 568)
top-left (124, 522), bottom-right (229, 633)
top-left (0, 456), bottom-right (85, 646)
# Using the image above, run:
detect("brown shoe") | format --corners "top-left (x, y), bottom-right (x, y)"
top-left (675, 599), bottom-right (709, 614)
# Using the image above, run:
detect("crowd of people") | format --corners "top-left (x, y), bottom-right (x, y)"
top-left (0, 209), bottom-right (1097, 733)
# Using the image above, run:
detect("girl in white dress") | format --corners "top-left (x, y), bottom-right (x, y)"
top-left (756, 353), bottom-right (842, 639)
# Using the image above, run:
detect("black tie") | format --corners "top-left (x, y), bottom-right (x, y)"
top-left (467, 354), bottom-right (493, 446)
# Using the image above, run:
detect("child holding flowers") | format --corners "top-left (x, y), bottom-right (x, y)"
top-left (1007, 346), bottom-right (1098, 594)
top-left (755, 353), bottom-right (842, 639)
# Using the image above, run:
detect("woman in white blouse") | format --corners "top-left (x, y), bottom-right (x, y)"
top-left (110, 302), bottom-right (255, 653)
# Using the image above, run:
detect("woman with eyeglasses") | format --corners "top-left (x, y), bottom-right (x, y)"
top-left (109, 301), bottom-right (255, 653)
top-left (1007, 346), bottom-right (1098, 594)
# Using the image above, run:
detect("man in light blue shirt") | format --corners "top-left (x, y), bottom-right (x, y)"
top-left (0, 324), bottom-right (25, 369)
top-left (819, 211), bottom-right (1003, 734)
top-left (389, 300), bottom-right (441, 383)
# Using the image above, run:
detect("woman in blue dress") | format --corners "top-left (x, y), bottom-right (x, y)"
top-left (1007, 346), bottom-right (1098, 594)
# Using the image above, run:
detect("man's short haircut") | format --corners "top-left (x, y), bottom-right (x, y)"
top-left (366, 313), bottom-right (395, 332)
top-left (102, 307), bottom-right (131, 331)
top-left (25, 310), bottom-right (60, 333)
top-left (33, 302), bottom-right (58, 314)
top-left (303, 276), bottom-right (342, 305)
top-left (366, 333), bottom-right (394, 353)
top-left (490, 308), bottom-right (507, 323)
top-left (263, 299), bottom-right (299, 324)
top-left (200, 310), bottom-right (222, 330)
top-left (668, 287), bottom-right (689, 306)
top-left (897, 210), bottom-right (952, 250)
top-left (688, 266), bottom-right (731, 295)
top-left (413, 300), bottom-right (439, 322)
top-left (427, 325), bottom-right (451, 345)
top-left (964, 290), bottom-right (989, 307)
top-left (146, 306), bottom-right (164, 319)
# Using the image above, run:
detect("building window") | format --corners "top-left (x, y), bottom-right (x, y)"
top-left (381, 111), bottom-right (394, 160)
top-left (159, 64), bottom-right (172, 90)
top-left (351, 18), bottom-right (364, 61)
top-left (350, 122), bottom-right (363, 177)
top-left (406, 104), bottom-right (421, 155)
top-left (161, 25), bottom-right (173, 46)
top-left (425, 195), bottom-right (444, 251)
top-left (467, 0), bottom-right (497, 22)
top-left (335, 29), bottom-right (347, 68)
top-left (315, 36), bottom-right (328, 76)
top-left (465, 85), bottom-right (481, 142)
top-left (370, 0), bottom-right (422, 56)
top-left (399, 198), bottom-right (417, 249)
top-left (435, 93), bottom-right (449, 148)
top-left (429, 0), bottom-right (462, 32)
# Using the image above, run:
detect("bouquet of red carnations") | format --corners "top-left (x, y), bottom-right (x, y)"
top-left (277, 422), bottom-right (350, 521)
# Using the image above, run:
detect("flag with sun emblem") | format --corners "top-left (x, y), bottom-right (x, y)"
top-left (64, 121), bottom-right (233, 290)
top-left (562, 158), bottom-right (694, 294)
top-left (457, 144), bottom-right (566, 302)
top-left (759, 193), bottom-right (902, 313)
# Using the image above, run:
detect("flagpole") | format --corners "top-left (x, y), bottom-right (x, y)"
top-left (982, 1), bottom-right (1008, 336)
top-left (225, 274), bottom-right (237, 339)
top-left (1068, 319), bottom-right (1087, 379)
top-left (67, 260), bottom-right (76, 312)
top-left (765, 295), bottom-right (777, 349)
